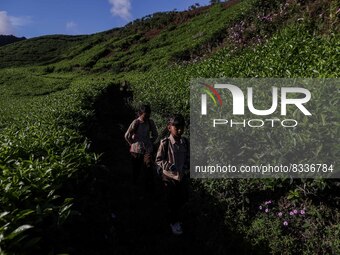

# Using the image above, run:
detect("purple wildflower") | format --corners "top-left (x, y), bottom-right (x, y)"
top-left (289, 211), bottom-right (294, 216)
top-left (293, 209), bottom-right (298, 214)
top-left (283, 221), bottom-right (288, 226)
top-left (300, 210), bottom-right (305, 215)
top-left (265, 200), bottom-right (272, 205)
top-left (265, 208), bottom-right (269, 213)
top-left (278, 212), bottom-right (283, 217)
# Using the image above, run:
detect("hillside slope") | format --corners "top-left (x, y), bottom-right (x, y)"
top-left (0, 0), bottom-right (339, 254)
top-left (0, 0), bottom-right (338, 72)
top-left (0, 35), bottom-right (26, 47)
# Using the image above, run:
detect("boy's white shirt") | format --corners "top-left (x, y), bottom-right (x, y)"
top-left (125, 117), bottom-right (158, 154)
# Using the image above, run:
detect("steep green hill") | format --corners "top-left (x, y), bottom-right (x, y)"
top-left (0, 35), bottom-right (89, 67)
top-left (0, 0), bottom-right (339, 254)
top-left (0, 0), bottom-right (338, 73)
top-left (0, 35), bottom-right (26, 47)
top-left (0, 2), bottom-right (235, 70)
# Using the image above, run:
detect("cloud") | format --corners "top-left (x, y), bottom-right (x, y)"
top-left (66, 21), bottom-right (77, 30)
top-left (9, 16), bottom-right (32, 27)
top-left (66, 21), bottom-right (80, 34)
top-left (108, 0), bottom-right (131, 20)
top-left (0, 11), bottom-right (13, 35)
top-left (0, 10), bottom-right (32, 35)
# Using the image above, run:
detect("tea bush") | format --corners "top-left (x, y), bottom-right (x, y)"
top-left (0, 71), bottom-right (111, 253)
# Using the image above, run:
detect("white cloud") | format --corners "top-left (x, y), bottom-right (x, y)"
top-left (108, 0), bottom-right (131, 20)
top-left (66, 21), bottom-right (77, 30)
top-left (0, 10), bottom-right (32, 35)
top-left (0, 11), bottom-right (13, 35)
top-left (9, 16), bottom-right (32, 27)
top-left (66, 21), bottom-right (80, 34)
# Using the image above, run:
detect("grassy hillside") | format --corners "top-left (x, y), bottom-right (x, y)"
top-left (0, 0), bottom-right (339, 254)
top-left (0, 35), bottom-right (26, 47)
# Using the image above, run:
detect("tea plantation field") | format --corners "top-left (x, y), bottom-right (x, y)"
top-left (0, 0), bottom-right (339, 254)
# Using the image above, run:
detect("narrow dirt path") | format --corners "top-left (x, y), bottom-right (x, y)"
top-left (81, 85), bottom-right (211, 255)
top-left (61, 84), bottom-right (252, 255)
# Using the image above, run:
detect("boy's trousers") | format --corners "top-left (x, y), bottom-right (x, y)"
top-left (163, 176), bottom-right (189, 224)
top-left (131, 152), bottom-right (154, 192)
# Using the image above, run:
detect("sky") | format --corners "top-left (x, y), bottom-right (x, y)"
top-left (0, 0), bottom-right (211, 38)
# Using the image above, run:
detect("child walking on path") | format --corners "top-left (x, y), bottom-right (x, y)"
top-left (156, 114), bottom-right (190, 235)
top-left (125, 105), bottom-right (158, 191)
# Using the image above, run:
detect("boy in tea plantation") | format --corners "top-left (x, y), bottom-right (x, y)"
top-left (124, 104), bottom-right (158, 192)
top-left (156, 114), bottom-right (190, 235)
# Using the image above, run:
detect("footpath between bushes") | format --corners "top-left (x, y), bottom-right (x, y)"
top-left (62, 84), bottom-right (253, 255)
